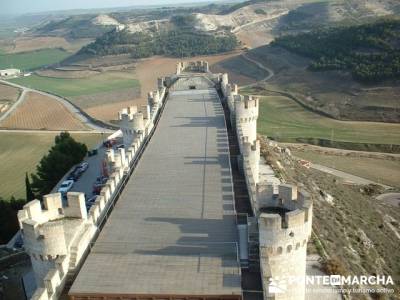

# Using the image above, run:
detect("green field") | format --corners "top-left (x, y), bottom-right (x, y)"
top-left (292, 149), bottom-right (400, 187)
top-left (10, 72), bottom-right (140, 98)
top-left (0, 132), bottom-right (103, 200)
top-left (0, 48), bottom-right (70, 70)
top-left (257, 95), bottom-right (400, 145)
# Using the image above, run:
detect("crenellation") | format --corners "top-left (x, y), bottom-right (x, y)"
top-left (220, 70), bottom-right (313, 300)
top-left (106, 180), bottom-right (115, 195)
top-left (43, 194), bottom-right (63, 220)
top-left (21, 75), bottom-right (171, 300)
top-left (64, 192), bottom-right (87, 220)
top-left (279, 184), bottom-right (298, 202)
top-left (100, 184), bottom-right (111, 202)
top-left (95, 195), bottom-right (105, 211)
top-left (89, 204), bottom-right (100, 224)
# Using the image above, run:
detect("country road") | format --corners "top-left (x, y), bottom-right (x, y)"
top-left (309, 162), bottom-right (392, 189)
top-left (240, 52), bottom-right (274, 88)
top-left (0, 79), bottom-right (113, 133)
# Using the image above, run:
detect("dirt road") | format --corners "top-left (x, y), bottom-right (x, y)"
top-left (309, 162), bottom-right (392, 188)
top-left (240, 52), bottom-right (274, 88)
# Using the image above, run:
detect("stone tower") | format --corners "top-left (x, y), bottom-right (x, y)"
top-left (18, 192), bottom-right (96, 299)
top-left (219, 71), bottom-right (313, 300)
top-left (257, 183), bottom-right (313, 300)
top-left (235, 95), bottom-right (259, 144)
top-left (118, 106), bottom-right (145, 147)
top-left (234, 94), bottom-right (260, 185)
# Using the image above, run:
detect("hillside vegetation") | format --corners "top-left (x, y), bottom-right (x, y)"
top-left (273, 18), bottom-right (400, 83)
top-left (79, 28), bottom-right (237, 58)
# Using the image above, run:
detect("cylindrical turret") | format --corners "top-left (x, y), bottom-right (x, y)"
top-left (235, 95), bottom-right (259, 143)
top-left (258, 184), bottom-right (313, 300)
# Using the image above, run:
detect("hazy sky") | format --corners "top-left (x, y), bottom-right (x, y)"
top-left (1, 0), bottom-right (217, 15)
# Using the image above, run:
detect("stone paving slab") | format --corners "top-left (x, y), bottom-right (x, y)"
top-left (70, 76), bottom-right (241, 296)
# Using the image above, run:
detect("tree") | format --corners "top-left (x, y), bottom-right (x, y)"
top-left (31, 132), bottom-right (88, 197)
top-left (25, 172), bottom-right (35, 201)
top-left (0, 197), bottom-right (26, 244)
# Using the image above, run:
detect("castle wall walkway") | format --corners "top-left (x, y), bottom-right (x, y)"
top-left (69, 76), bottom-right (242, 298)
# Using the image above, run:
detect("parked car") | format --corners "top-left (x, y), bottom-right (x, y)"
top-left (88, 149), bottom-right (98, 156)
top-left (78, 162), bottom-right (89, 172)
top-left (92, 176), bottom-right (108, 195)
top-left (87, 195), bottom-right (97, 205)
top-left (67, 167), bottom-right (83, 181)
top-left (103, 139), bottom-right (116, 148)
top-left (57, 180), bottom-right (74, 194)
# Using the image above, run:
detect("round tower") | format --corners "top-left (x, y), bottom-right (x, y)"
top-left (119, 112), bottom-right (145, 147)
top-left (257, 184), bottom-right (313, 300)
top-left (235, 95), bottom-right (259, 143)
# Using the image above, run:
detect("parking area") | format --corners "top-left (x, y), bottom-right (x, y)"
top-left (52, 136), bottom-right (123, 210)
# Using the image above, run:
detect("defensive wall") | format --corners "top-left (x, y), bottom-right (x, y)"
top-left (19, 61), bottom-right (313, 300)
top-left (18, 74), bottom-right (170, 300)
top-left (219, 73), bottom-right (313, 300)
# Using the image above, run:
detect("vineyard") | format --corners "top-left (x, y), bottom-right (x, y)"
top-left (0, 91), bottom-right (88, 130)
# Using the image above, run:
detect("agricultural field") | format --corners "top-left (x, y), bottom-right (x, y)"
top-left (211, 54), bottom-right (262, 85)
top-left (0, 91), bottom-right (88, 130)
top-left (9, 72), bottom-right (140, 107)
top-left (255, 95), bottom-right (400, 146)
top-left (0, 48), bottom-right (70, 70)
top-left (0, 36), bottom-right (93, 54)
top-left (11, 51), bottom-right (243, 123)
top-left (0, 132), bottom-right (102, 199)
top-left (0, 83), bottom-right (21, 117)
top-left (290, 147), bottom-right (400, 188)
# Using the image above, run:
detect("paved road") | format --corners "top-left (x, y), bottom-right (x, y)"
top-left (0, 79), bottom-right (112, 132)
top-left (310, 162), bottom-right (392, 189)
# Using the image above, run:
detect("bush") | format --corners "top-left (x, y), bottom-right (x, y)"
top-left (321, 258), bottom-right (348, 276)
top-left (0, 197), bottom-right (26, 244)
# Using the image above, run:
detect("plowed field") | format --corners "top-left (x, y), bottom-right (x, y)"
top-left (0, 92), bottom-right (88, 130)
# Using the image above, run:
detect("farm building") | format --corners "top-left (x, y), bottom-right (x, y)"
top-left (0, 68), bottom-right (21, 78)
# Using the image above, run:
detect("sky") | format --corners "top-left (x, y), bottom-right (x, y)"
top-left (0, 0), bottom-right (219, 15)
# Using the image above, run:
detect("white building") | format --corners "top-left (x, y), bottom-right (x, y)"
top-left (0, 68), bottom-right (21, 78)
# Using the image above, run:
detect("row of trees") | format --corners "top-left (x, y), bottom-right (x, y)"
top-left (0, 133), bottom-right (88, 243)
top-left (79, 28), bottom-right (238, 58)
top-left (272, 18), bottom-right (400, 83)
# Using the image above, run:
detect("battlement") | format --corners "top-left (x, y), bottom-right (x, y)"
top-left (235, 95), bottom-right (259, 118)
top-left (257, 183), bottom-right (312, 226)
top-left (176, 60), bottom-right (209, 74)
top-left (257, 183), bottom-right (313, 270)
top-left (18, 192), bottom-right (88, 229)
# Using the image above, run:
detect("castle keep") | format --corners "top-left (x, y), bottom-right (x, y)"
top-left (19, 61), bottom-right (312, 300)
